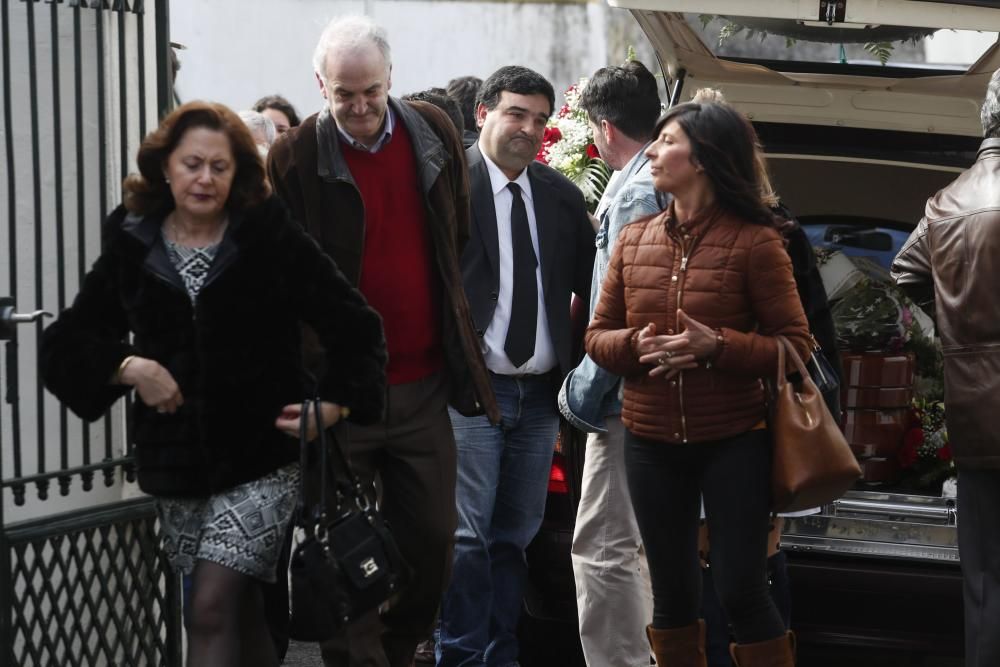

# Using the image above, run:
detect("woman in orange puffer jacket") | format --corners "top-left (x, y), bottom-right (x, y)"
top-left (585, 102), bottom-right (810, 667)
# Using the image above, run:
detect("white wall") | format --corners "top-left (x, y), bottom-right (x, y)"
top-left (925, 29), bottom-right (998, 65)
top-left (169, 0), bottom-right (656, 121)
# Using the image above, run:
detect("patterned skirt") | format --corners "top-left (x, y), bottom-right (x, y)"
top-left (155, 463), bottom-right (300, 582)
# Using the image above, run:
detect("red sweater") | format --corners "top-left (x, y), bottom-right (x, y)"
top-left (342, 122), bottom-right (443, 385)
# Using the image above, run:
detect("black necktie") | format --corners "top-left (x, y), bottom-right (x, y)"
top-left (505, 182), bottom-right (538, 368)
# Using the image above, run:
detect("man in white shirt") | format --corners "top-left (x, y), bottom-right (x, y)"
top-left (437, 65), bottom-right (595, 667)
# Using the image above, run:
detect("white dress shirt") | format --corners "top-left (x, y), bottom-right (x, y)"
top-left (479, 151), bottom-right (556, 376)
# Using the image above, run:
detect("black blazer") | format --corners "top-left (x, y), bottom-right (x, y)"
top-left (462, 144), bottom-right (596, 380)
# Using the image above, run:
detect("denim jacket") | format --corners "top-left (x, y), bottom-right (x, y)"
top-left (558, 146), bottom-right (663, 432)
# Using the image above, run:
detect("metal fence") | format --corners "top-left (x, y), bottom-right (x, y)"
top-left (1, 1), bottom-right (180, 664)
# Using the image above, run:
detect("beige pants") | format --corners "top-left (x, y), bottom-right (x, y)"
top-left (571, 417), bottom-right (654, 667)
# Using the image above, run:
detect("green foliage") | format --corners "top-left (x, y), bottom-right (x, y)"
top-left (573, 159), bottom-right (613, 214)
top-left (863, 41), bottom-right (894, 65)
top-left (700, 14), bottom-right (911, 65)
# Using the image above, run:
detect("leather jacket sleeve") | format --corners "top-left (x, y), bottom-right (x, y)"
top-left (891, 217), bottom-right (937, 323)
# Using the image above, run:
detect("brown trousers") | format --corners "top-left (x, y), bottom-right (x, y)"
top-left (320, 372), bottom-right (457, 667)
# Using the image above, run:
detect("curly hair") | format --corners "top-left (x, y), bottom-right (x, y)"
top-left (122, 101), bottom-right (270, 215)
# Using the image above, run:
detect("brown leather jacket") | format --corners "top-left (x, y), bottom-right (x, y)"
top-left (585, 207), bottom-right (810, 444)
top-left (892, 138), bottom-right (1000, 470)
top-left (267, 98), bottom-right (499, 423)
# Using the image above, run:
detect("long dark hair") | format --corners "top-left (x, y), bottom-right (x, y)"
top-left (653, 102), bottom-right (774, 226)
top-left (123, 101), bottom-right (270, 216)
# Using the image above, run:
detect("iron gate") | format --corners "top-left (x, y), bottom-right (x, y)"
top-left (1, 1), bottom-right (182, 665)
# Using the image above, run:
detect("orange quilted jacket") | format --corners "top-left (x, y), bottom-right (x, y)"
top-left (585, 207), bottom-right (810, 444)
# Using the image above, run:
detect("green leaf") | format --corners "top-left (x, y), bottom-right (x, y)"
top-left (698, 14), bottom-right (715, 29)
top-left (626, 45), bottom-right (637, 62)
top-left (785, 37), bottom-right (797, 49)
top-left (863, 41), bottom-right (894, 66)
top-left (571, 159), bottom-right (613, 211)
top-left (718, 22), bottom-right (745, 46)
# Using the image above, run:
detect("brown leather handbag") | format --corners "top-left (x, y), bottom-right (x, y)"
top-left (770, 335), bottom-right (861, 512)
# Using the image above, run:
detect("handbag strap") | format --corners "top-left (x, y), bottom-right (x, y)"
top-left (297, 397), bottom-right (331, 524)
top-left (774, 335), bottom-right (811, 386)
top-left (296, 398), bottom-right (371, 523)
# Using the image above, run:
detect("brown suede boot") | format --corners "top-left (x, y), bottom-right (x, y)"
top-left (729, 631), bottom-right (796, 667)
top-left (646, 620), bottom-right (707, 667)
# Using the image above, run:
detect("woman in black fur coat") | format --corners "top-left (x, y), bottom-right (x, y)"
top-left (40, 101), bottom-right (387, 667)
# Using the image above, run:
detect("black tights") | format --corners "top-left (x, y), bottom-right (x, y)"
top-left (187, 560), bottom-right (278, 667)
top-left (624, 429), bottom-right (786, 644)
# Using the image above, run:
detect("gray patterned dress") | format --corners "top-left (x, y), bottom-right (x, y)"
top-left (154, 231), bottom-right (300, 582)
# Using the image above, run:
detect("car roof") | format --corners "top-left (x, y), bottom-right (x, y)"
top-left (611, 0), bottom-right (1000, 136)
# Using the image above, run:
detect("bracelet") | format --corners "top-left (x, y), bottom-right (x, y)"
top-left (339, 406), bottom-right (351, 420)
top-left (116, 355), bottom-right (137, 384)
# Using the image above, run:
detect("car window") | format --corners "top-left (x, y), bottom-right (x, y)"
top-left (802, 220), bottom-right (911, 271)
top-left (692, 14), bottom-right (995, 69)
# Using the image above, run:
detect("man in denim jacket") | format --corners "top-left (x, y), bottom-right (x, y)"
top-left (557, 60), bottom-right (664, 667)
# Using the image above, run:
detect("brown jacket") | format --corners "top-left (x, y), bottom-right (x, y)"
top-left (585, 207), bottom-right (810, 444)
top-left (267, 98), bottom-right (499, 423)
top-left (892, 138), bottom-right (1000, 470)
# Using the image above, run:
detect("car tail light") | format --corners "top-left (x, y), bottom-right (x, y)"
top-left (548, 454), bottom-right (569, 494)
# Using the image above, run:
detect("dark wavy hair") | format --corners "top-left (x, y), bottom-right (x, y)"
top-left (477, 66), bottom-right (554, 117)
top-left (653, 102), bottom-right (774, 226)
top-left (402, 87), bottom-right (464, 136)
top-left (579, 60), bottom-right (661, 142)
top-left (252, 94), bottom-right (301, 127)
top-left (446, 75), bottom-right (482, 134)
top-left (123, 101), bottom-right (270, 215)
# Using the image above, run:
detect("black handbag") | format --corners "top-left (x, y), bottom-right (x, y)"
top-left (288, 398), bottom-right (410, 641)
top-left (805, 334), bottom-right (841, 419)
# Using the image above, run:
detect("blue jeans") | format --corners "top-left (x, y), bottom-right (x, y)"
top-left (437, 373), bottom-right (560, 667)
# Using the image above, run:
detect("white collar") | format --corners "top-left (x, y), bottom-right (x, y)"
top-left (480, 148), bottom-right (533, 203)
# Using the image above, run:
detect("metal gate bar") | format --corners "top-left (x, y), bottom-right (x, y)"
top-left (2, 1), bottom-right (179, 664)
top-left (4, 498), bottom-right (183, 667)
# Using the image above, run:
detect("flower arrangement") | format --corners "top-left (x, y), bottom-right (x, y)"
top-left (898, 398), bottom-right (955, 487)
top-left (824, 265), bottom-right (953, 492)
top-left (535, 78), bottom-right (612, 211)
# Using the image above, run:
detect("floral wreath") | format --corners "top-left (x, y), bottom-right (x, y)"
top-left (535, 78), bottom-right (612, 211)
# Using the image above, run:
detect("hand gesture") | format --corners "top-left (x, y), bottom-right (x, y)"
top-left (120, 357), bottom-right (184, 414)
top-left (636, 310), bottom-right (718, 380)
top-left (275, 401), bottom-right (344, 441)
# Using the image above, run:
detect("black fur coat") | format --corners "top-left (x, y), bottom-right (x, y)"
top-left (40, 196), bottom-right (387, 497)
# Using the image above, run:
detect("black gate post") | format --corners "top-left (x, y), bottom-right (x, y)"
top-left (0, 346), bottom-right (11, 667)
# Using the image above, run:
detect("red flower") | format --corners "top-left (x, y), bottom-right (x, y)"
top-left (558, 104), bottom-right (571, 118)
top-left (898, 427), bottom-right (923, 468)
top-left (937, 443), bottom-right (953, 462)
top-left (536, 126), bottom-right (563, 164)
top-left (586, 143), bottom-right (601, 159)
